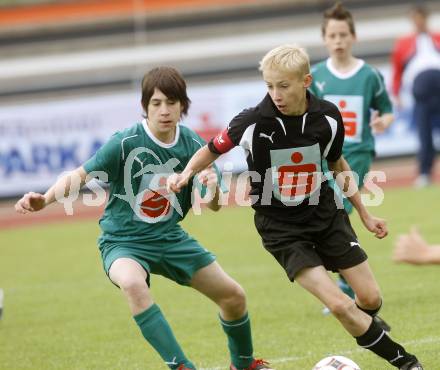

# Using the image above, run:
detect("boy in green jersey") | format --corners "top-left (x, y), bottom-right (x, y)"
top-left (14, 67), bottom-right (272, 370)
top-left (309, 2), bottom-right (394, 327)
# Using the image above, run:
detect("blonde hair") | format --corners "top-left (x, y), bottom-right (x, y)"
top-left (259, 44), bottom-right (310, 77)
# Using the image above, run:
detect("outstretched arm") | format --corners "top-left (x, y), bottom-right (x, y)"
top-left (167, 145), bottom-right (220, 193)
top-left (394, 228), bottom-right (440, 265)
top-left (15, 166), bottom-right (88, 213)
top-left (328, 156), bottom-right (388, 239)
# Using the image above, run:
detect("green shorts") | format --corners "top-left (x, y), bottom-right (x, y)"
top-left (99, 234), bottom-right (216, 286)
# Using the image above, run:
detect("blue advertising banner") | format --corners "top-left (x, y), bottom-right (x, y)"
top-left (1, 65), bottom-right (438, 197)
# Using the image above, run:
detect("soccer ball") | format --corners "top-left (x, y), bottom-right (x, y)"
top-left (312, 355), bottom-right (361, 370)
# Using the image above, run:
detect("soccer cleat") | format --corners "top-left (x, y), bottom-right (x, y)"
top-left (399, 359), bottom-right (424, 370)
top-left (230, 358), bottom-right (274, 370)
top-left (373, 315), bottom-right (391, 333)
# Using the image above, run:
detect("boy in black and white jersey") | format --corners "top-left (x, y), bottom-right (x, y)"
top-left (168, 45), bottom-right (423, 370)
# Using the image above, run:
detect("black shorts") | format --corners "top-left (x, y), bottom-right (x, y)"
top-left (254, 209), bottom-right (368, 282)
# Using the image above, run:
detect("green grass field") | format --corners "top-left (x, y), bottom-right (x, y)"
top-left (1, 186), bottom-right (439, 370)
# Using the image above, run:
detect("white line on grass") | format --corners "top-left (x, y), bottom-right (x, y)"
top-left (199, 336), bottom-right (440, 370)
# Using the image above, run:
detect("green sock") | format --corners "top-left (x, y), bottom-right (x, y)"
top-left (134, 304), bottom-right (195, 369)
top-left (220, 312), bottom-right (253, 369)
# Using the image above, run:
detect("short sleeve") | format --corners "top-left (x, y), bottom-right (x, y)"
top-left (187, 130), bottom-right (228, 193)
top-left (371, 68), bottom-right (393, 114)
top-left (324, 109), bottom-right (345, 162)
top-left (189, 130), bottom-right (207, 154)
top-left (208, 108), bottom-right (256, 154)
top-left (83, 132), bottom-right (123, 182)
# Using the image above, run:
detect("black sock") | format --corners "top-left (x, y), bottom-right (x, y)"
top-left (355, 319), bottom-right (417, 368)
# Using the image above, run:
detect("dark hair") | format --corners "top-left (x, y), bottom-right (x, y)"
top-left (322, 2), bottom-right (356, 37)
top-left (411, 4), bottom-right (428, 18)
top-left (141, 66), bottom-right (191, 117)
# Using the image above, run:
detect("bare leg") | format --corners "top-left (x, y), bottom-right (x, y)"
top-left (339, 260), bottom-right (382, 311)
top-left (110, 257), bottom-right (194, 369)
top-left (190, 261), bottom-right (247, 320)
top-left (191, 262), bottom-right (266, 369)
top-left (295, 265), bottom-right (372, 336)
top-left (109, 257), bottom-right (152, 315)
top-left (296, 265), bottom-right (420, 368)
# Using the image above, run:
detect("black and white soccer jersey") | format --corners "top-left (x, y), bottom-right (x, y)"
top-left (208, 91), bottom-right (345, 222)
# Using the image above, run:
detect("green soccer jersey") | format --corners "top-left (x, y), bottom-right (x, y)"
top-left (83, 120), bottom-right (209, 243)
top-left (310, 58), bottom-right (392, 155)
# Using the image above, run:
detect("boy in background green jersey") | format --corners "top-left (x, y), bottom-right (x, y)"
top-left (309, 2), bottom-right (394, 330)
top-left (14, 67), bottom-right (272, 370)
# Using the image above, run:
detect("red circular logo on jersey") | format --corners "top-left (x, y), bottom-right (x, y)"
top-left (291, 151), bottom-right (303, 163)
top-left (140, 190), bottom-right (171, 218)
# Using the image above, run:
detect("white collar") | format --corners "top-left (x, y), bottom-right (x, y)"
top-left (326, 58), bottom-right (365, 79)
top-left (142, 118), bottom-right (180, 148)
